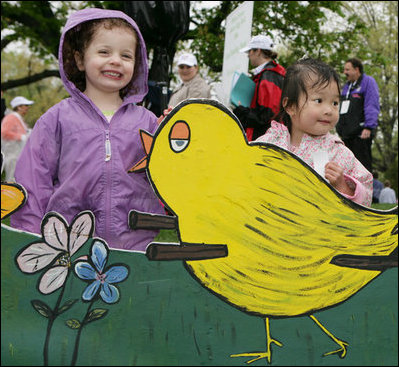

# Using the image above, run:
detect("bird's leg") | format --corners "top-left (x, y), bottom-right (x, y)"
top-left (309, 315), bottom-right (348, 358)
top-left (230, 317), bottom-right (282, 364)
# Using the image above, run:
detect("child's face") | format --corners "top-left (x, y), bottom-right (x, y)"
top-left (287, 79), bottom-right (340, 139)
top-left (75, 25), bottom-right (137, 97)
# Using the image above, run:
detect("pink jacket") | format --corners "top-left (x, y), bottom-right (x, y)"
top-left (1, 112), bottom-right (28, 141)
top-left (256, 121), bottom-right (373, 206)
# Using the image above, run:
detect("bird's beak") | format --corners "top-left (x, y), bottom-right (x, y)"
top-left (128, 130), bottom-right (154, 173)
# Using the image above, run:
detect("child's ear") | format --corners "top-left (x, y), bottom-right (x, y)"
top-left (283, 98), bottom-right (296, 117)
top-left (74, 51), bottom-right (84, 71)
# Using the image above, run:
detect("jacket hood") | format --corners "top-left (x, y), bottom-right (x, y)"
top-left (58, 8), bottom-right (149, 104)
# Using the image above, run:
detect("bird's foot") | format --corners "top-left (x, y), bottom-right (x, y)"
top-left (230, 338), bottom-right (283, 364)
top-left (323, 339), bottom-right (349, 358)
top-left (309, 315), bottom-right (349, 359)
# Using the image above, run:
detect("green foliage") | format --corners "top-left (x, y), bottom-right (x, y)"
top-left (350, 2), bottom-right (399, 176)
top-left (1, 51), bottom-right (67, 127)
top-left (188, 1), bottom-right (366, 72)
top-left (383, 155), bottom-right (398, 194)
top-left (1, 1), bottom-right (70, 59)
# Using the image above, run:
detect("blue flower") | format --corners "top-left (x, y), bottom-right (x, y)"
top-left (74, 240), bottom-right (128, 304)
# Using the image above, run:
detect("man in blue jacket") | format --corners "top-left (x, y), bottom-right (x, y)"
top-left (336, 58), bottom-right (379, 172)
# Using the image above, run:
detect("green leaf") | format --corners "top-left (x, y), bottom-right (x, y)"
top-left (57, 299), bottom-right (79, 315)
top-left (86, 308), bottom-right (108, 323)
top-left (66, 319), bottom-right (81, 329)
top-left (31, 300), bottom-right (52, 318)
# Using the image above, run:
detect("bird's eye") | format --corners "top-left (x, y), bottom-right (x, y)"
top-left (170, 139), bottom-right (189, 152)
top-left (169, 120), bottom-right (190, 153)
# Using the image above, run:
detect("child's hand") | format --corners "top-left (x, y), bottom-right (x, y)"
top-left (324, 162), bottom-right (354, 196)
top-left (157, 106), bottom-right (173, 125)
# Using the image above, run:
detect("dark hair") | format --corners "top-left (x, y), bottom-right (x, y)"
top-left (63, 18), bottom-right (137, 99)
top-left (274, 58), bottom-right (341, 132)
top-left (260, 49), bottom-right (278, 60)
top-left (346, 57), bottom-right (363, 74)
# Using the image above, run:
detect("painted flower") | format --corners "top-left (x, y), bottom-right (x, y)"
top-left (74, 240), bottom-right (129, 304)
top-left (16, 211), bottom-right (94, 294)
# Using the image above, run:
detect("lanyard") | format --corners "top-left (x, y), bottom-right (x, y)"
top-left (345, 83), bottom-right (352, 99)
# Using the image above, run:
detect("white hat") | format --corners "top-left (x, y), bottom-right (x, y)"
top-left (10, 96), bottom-right (34, 109)
top-left (177, 53), bottom-right (198, 67)
top-left (239, 35), bottom-right (275, 53)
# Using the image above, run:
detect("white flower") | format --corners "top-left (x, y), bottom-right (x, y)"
top-left (16, 211), bottom-right (94, 294)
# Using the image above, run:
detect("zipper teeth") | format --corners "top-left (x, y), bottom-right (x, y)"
top-left (105, 131), bottom-right (111, 161)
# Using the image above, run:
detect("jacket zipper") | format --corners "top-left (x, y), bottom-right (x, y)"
top-left (105, 131), bottom-right (111, 161)
top-left (104, 129), bottom-right (112, 244)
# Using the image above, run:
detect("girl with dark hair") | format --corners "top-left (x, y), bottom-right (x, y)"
top-left (256, 58), bottom-right (372, 206)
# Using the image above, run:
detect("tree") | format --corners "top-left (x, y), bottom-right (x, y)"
top-left (347, 2), bottom-right (398, 175)
top-left (187, 1), bottom-right (366, 74)
top-left (1, 1), bottom-right (77, 90)
top-left (1, 51), bottom-right (66, 125)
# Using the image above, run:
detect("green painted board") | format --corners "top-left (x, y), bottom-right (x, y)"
top-left (1, 224), bottom-right (397, 366)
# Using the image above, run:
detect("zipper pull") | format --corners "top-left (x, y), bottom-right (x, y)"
top-left (105, 131), bottom-right (111, 161)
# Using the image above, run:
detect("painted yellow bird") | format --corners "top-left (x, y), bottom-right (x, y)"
top-left (1, 152), bottom-right (27, 220)
top-left (128, 99), bottom-right (398, 364)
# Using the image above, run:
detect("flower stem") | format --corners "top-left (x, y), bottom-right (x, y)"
top-left (70, 300), bottom-right (95, 366)
top-left (43, 278), bottom-right (68, 366)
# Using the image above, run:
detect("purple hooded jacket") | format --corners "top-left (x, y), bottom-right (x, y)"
top-left (11, 8), bottom-right (165, 252)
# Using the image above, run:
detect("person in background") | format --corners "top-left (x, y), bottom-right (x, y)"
top-left (1, 96), bottom-right (34, 182)
top-left (168, 53), bottom-right (211, 108)
top-left (336, 58), bottom-right (379, 172)
top-left (11, 8), bottom-right (164, 252)
top-left (255, 58), bottom-right (372, 207)
top-left (379, 180), bottom-right (397, 204)
top-left (372, 171), bottom-right (384, 203)
top-left (233, 35), bottom-right (285, 141)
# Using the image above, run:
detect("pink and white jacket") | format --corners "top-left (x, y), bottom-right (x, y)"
top-left (255, 121), bottom-right (373, 206)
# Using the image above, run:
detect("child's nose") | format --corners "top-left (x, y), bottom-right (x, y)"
top-left (325, 105), bottom-right (334, 114)
top-left (110, 54), bottom-right (122, 64)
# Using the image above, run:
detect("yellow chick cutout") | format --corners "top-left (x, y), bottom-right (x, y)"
top-left (128, 99), bottom-right (398, 364)
top-left (1, 153), bottom-right (27, 221)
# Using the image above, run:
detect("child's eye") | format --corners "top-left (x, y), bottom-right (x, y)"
top-left (314, 98), bottom-right (322, 103)
top-left (99, 50), bottom-right (109, 55)
top-left (333, 101), bottom-right (339, 106)
top-left (122, 54), bottom-right (133, 59)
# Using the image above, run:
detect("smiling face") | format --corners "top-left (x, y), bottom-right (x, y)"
top-left (75, 25), bottom-right (137, 98)
top-left (286, 76), bottom-right (340, 146)
top-left (178, 64), bottom-right (198, 82)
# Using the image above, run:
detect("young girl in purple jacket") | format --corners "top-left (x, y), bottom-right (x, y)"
top-left (11, 8), bottom-right (164, 251)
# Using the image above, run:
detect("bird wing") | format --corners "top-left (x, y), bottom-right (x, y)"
top-left (183, 144), bottom-right (397, 317)
top-left (245, 144), bottom-right (397, 257)
top-left (1, 183), bottom-right (27, 220)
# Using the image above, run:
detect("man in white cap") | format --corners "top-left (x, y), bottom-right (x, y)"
top-left (168, 52), bottom-right (211, 108)
top-left (233, 35), bottom-right (286, 141)
top-left (1, 96), bottom-right (34, 181)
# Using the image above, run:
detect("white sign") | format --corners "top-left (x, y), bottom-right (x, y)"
top-left (220, 1), bottom-right (254, 106)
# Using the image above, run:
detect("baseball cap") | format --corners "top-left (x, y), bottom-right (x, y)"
top-left (239, 35), bottom-right (274, 53)
top-left (177, 53), bottom-right (198, 67)
top-left (10, 96), bottom-right (34, 109)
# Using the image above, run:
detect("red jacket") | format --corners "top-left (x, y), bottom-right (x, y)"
top-left (234, 60), bottom-right (285, 141)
